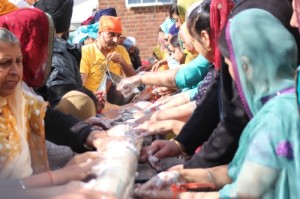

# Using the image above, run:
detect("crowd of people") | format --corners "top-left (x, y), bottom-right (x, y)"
top-left (1, 0), bottom-right (300, 198)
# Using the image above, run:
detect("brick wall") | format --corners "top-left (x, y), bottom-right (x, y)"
top-left (99, 0), bottom-right (170, 60)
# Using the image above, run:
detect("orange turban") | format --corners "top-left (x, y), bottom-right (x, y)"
top-left (99, 16), bottom-right (122, 34)
top-left (0, 0), bottom-right (18, 16)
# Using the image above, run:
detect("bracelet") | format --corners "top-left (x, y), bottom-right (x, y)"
top-left (18, 179), bottom-right (26, 190)
top-left (138, 71), bottom-right (145, 84)
top-left (206, 169), bottom-right (214, 184)
top-left (171, 139), bottom-right (185, 154)
top-left (47, 171), bottom-right (54, 186)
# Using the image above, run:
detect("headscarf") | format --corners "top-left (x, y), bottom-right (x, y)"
top-left (160, 17), bottom-right (175, 35)
top-left (225, 8), bottom-right (297, 117)
top-left (0, 25), bottom-right (50, 179)
top-left (35, 0), bottom-right (73, 33)
top-left (177, 0), bottom-right (202, 23)
top-left (0, 8), bottom-right (54, 88)
top-left (99, 15), bottom-right (122, 34)
top-left (210, 0), bottom-right (234, 69)
top-left (220, 9), bottom-right (300, 198)
top-left (93, 7), bottom-right (117, 23)
top-left (0, 0), bottom-right (18, 16)
top-left (68, 22), bottom-right (99, 44)
top-left (229, 0), bottom-right (300, 113)
top-left (293, 0), bottom-right (300, 109)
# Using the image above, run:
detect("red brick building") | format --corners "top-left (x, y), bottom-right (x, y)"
top-left (99, 0), bottom-right (171, 60)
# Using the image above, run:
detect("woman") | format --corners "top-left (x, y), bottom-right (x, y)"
top-left (135, 8), bottom-right (300, 199)
top-left (118, 0), bottom-right (213, 126)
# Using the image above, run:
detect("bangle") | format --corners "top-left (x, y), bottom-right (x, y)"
top-left (171, 139), bottom-right (185, 154)
top-left (206, 169), bottom-right (214, 184)
top-left (138, 71), bottom-right (145, 84)
top-left (47, 171), bottom-right (54, 186)
top-left (18, 179), bottom-right (26, 190)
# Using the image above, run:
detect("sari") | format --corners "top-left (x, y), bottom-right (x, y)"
top-left (0, 8), bottom-right (54, 179)
top-left (294, 0), bottom-right (300, 109)
top-left (219, 9), bottom-right (300, 198)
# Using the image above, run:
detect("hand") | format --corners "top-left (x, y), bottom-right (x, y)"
top-left (117, 76), bottom-right (140, 97)
top-left (139, 171), bottom-right (180, 190)
top-left (94, 91), bottom-right (106, 113)
top-left (152, 87), bottom-right (176, 96)
top-left (133, 121), bottom-right (171, 138)
top-left (151, 61), bottom-right (161, 72)
top-left (53, 152), bottom-right (101, 185)
top-left (146, 140), bottom-right (182, 160)
top-left (134, 185), bottom-right (173, 199)
top-left (85, 116), bottom-right (111, 130)
top-left (106, 52), bottom-right (123, 64)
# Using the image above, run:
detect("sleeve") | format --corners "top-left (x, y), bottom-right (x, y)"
top-left (188, 87), bottom-right (198, 100)
top-left (44, 108), bottom-right (93, 153)
top-left (175, 55), bottom-right (210, 89)
top-left (80, 45), bottom-right (91, 74)
top-left (175, 72), bottom-right (220, 155)
top-left (119, 45), bottom-right (132, 65)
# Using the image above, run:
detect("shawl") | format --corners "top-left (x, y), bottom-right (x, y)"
top-left (219, 9), bottom-right (300, 199)
top-left (0, 0), bottom-right (18, 16)
top-left (0, 8), bottom-right (54, 88)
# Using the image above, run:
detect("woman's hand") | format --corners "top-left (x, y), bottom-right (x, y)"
top-left (117, 76), bottom-right (140, 97)
top-left (93, 91), bottom-right (106, 113)
top-left (133, 120), bottom-right (174, 138)
top-left (52, 152), bottom-right (101, 185)
top-left (134, 171), bottom-right (181, 199)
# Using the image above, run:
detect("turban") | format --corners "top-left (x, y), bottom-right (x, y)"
top-left (0, 0), bottom-right (18, 16)
top-left (35, 0), bottom-right (73, 33)
top-left (99, 16), bottom-right (122, 34)
top-left (94, 7), bottom-right (117, 23)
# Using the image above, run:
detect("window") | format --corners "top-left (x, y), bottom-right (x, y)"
top-left (126, 0), bottom-right (173, 8)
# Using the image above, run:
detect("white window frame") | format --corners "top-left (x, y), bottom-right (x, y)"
top-left (125, 0), bottom-right (172, 8)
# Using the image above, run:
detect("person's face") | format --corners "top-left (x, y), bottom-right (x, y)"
top-left (290, 0), bottom-right (299, 28)
top-left (0, 42), bottom-right (23, 97)
top-left (179, 31), bottom-right (196, 53)
top-left (190, 30), bottom-right (214, 62)
top-left (169, 44), bottom-right (185, 64)
top-left (171, 14), bottom-right (183, 28)
top-left (224, 57), bottom-right (235, 80)
top-left (98, 31), bottom-right (121, 50)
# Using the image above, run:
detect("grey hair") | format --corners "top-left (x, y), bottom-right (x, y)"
top-left (0, 28), bottom-right (20, 45)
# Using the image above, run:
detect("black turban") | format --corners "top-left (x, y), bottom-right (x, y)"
top-left (35, 0), bottom-right (73, 33)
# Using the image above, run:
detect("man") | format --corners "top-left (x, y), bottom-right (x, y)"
top-left (80, 16), bottom-right (136, 92)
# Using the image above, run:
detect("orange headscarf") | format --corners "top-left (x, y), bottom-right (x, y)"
top-left (99, 15), bottom-right (122, 34)
top-left (0, 0), bottom-right (18, 16)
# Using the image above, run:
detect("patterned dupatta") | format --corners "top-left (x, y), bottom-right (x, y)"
top-left (219, 9), bottom-right (300, 198)
top-left (0, 8), bottom-right (54, 179)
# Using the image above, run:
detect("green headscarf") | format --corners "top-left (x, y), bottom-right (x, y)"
top-left (177, 0), bottom-right (202, 22)
top-left (226, 8), bottom-right (297, 118)
top-left (219, 9), bottom-right (300, 199)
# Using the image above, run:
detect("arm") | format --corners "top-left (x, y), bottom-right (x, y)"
top-left (180, 66), bottom-right (249, 168)
top-left (135, 101), bottom-right (195, 124)
top-left (81, 73), bottom-right (88, 85)
top-left (45, 108), bottom-right (104, 153)
top-left (134, 120), bottom-right (185, 137)
top-left (159, 92), bottom-right (191, 110)
top-left (179, 165), bottom-right (231, 189)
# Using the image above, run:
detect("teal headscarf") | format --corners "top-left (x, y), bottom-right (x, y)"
top-left (219, 9), bottom-right (300, 199)
top-left (226, 9), bottom-right (297, 118)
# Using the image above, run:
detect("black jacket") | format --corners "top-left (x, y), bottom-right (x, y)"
top-left (45, 108), bottom-right (92, 153)
top-left (37, 37), bottom-right (82, 107)
top-left (176, 63), bottom-right (249, 168)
